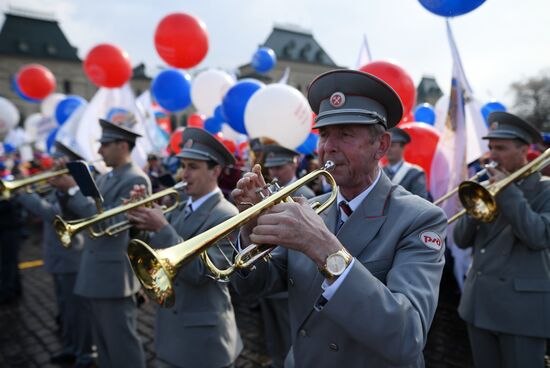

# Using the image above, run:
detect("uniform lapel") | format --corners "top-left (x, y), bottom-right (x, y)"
top-left (337, 173), bottom-right (391, 257)
top-left (178, 192), bottom-right (223, 240)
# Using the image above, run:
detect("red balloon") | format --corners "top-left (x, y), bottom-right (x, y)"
top-left (169, 127), bottom-right (185, 154)
top-left (222, 138), bottom-right (236, 155)
top-left (17, 64), bottom-right (56, 99)
top-left (359, 60), bottom-right (416, 115)
top-left (400, 122), bottom-right (440, 188)
top-left (155, 13), bottom-right (209, 69)
top-left (187, 113), bottom-right (205, 128)
top-left (237, 141), bottom-right (249, 158)
top-left (397, 111), bottom-right (415, 127)
top-left (40, 155), bottom-right (54, 170)
top-left (83, 44), bottom-right (132, 88)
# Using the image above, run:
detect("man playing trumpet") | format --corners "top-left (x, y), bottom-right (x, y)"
top-left (16, 142), bottom-right (95, 367)
top-left (127, 128), bottom-right (242, 368)
top-left (231, 70), bottom-right (447, 367)
top-left (454, 112), bottom-right (550, 367)
top-left (50, 119), bottom-right (150, 368)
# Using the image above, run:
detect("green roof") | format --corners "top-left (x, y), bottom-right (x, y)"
top-left (0, 13), bottom-right (79, 61)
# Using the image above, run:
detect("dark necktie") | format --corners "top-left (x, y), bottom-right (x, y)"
top-left (336, 201), bottom-right (353, 232)
top-left (184, 203), bottom-right (193, 219)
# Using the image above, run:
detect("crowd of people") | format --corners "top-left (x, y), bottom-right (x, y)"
top-left (1, 68), bottom-right (549, 368)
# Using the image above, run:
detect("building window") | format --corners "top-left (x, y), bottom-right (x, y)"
top-left (63, 80), bottom-right (72, 94)
top-left (45, 43), bottom-right (57, 56)
top-left (16, 40), bottom-right (30, 53)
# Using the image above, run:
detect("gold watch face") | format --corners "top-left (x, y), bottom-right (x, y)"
top-left (326, 253), bottom-right (347, 275)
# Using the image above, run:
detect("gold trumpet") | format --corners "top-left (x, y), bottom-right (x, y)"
top-left (0, 169), bottom-right (69, 200)
top-left (449, 148), bottom-right (550, 224)
top-left (54, 181), bottom-right (186, 248)
top-left (433, 161), bottom-right (497, 206)
top-left (127, 161), bottom-right (338, 308)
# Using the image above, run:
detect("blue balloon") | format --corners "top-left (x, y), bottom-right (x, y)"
top-left (251, 47), bottom-right (277, 73)
top-left (151, 69), bottom-right (192, 112)
top-left (296, 133), bottom-right (319, 155)
top-left (414, 103), bottom-right (436, 125)
top-left (542, 132), bottom-right (550, 145)
top-left (11, 75), bottom-right (41, 103)
top-left (204, 116), bottom-right (223, 135)
top-left (481, 101), bottom-right (507, 125)
top-left (418, 0), bottom-right (486, 17)
top-left (3, 143), bottom-right (16, 154)
top-left (221, 79), bottom-right (264, 134)
top-left (214, 104), bottom-right (225, 122)
top-left (55, 95), bottom-right (86, 125)
top-left (46, 127), bottom-right (59, 154)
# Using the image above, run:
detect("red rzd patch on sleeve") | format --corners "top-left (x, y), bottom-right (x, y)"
top-left (419, 231), bottom-right (442, 250)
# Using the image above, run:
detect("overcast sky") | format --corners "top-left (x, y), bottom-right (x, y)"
top-left (2, 0), bottom-right (549, 108)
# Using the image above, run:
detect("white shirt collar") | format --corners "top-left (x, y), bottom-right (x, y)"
top-left (388, 159), bottom-right (404, 173)
top-left (187, 187), bottom-right (221, 212)
top-left (336, 168), bottom-right (381, 221)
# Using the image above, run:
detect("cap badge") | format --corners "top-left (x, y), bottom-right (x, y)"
top-left (184, 139), bottom-right (194, 149)
top-left (329, 92), bottom-right (345, 108)
top-left (490, 122), bottom-right (499, 131)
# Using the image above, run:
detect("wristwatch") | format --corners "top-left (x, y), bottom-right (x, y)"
top-left (319, 248), bottom-right (352, 279)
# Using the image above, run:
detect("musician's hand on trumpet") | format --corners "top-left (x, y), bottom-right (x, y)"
top-left (250, 197), bottom-right (342, 270)
top-left (231, 164), bottom-right (268, 244)
top-left (486, 165), bottom-right (509, 184)
top-left (126, 184), bottom-right (168, 232)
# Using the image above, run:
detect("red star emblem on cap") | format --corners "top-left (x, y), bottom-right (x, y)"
top-left (329, 92), bottom-right (345, 108)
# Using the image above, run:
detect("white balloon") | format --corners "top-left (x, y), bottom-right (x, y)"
top-left (191, 69), bottom-right (235, 116)
top-left (244, 84), bottom-right (312, 149)
top-left (220, 123), bottom-right (242, 141)
top-left (0, 97), bottom-right (20, 135)
top-left (40, 93), bottom-right (65, 117)
top-left (24, 113), bottom-right (44, 141)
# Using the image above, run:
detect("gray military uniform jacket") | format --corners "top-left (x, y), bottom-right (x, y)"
top-left (64, 162), bottom-right (150, 298)
top-left (16, 191), bottom-right (83, 274)
top-left (383, 162), bottom-right (429, 200)
top-left (454, 173), bottom-right (550, 338)
top-left (148, 191), bottom-right (243, 368)
top-left (232, 173), bottom-right (447, 367)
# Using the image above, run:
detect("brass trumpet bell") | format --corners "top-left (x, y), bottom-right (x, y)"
top-left (453, 148), bottom-right (550, 223)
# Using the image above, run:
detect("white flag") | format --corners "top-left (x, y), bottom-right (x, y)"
top-left (430, 20), bottom-right (489, 289)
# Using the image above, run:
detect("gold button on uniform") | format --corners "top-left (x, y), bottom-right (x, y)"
top-left (299, 329), bottom-right (307, 337)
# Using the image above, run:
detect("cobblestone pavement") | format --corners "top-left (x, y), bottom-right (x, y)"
top-left (4, 223), bottom-right (545, 368)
